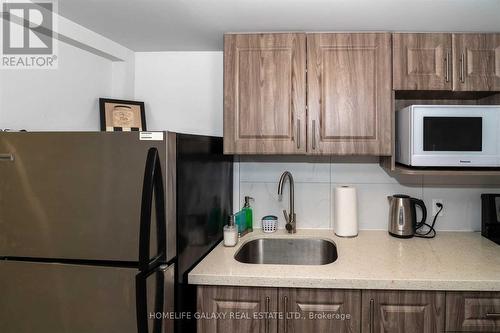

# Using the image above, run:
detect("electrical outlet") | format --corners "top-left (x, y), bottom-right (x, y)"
top-left (432, 199), bottom-right (444, 217)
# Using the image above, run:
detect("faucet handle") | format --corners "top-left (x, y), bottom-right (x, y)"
top-left (282, 210), bottom-right (289, 224)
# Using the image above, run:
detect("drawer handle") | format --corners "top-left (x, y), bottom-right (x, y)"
top-left (283, 296), bottom-right (288, 333)
top-left (0, 154), bottom-right (14, 161)
top-left (265, 296), bottom-right (270, 333)
top-left (485, 313), bottom-right (500, 318)
top-left (445, 51), bottom-right (450, 83)
top-left (369, 299), bottom-right (374, 333)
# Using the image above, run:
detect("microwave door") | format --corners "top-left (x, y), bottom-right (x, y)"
top-left (410, 106), bottom-right (500, 167)
top-left (423, 116), bottom-right (482, 153)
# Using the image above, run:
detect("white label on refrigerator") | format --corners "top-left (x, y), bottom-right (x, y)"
top-left (139, 132), bottom-right (164, 141)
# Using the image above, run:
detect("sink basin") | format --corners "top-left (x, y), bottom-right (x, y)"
top-left (234, 238), bottom-right (338, 265)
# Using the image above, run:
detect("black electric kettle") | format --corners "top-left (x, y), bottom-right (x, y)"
top-left (387, 194), bottom-right (427, 238)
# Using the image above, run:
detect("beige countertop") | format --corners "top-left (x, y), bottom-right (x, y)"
top-left (188, 229), bottom-right (500, 291)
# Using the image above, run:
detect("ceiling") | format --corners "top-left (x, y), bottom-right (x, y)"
top-left (59, 0), bottom-right (500, 51)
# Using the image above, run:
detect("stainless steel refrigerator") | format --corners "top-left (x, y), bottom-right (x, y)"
top-left (0, 131), bottom-right (233, 333)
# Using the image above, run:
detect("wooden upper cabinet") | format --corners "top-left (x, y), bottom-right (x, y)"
top-left (362, 290), bottom-right (445, 333)
top-left (393, 33), bottom-right (452, 90)
top-left (307, 33), bottom-right (392, 155)
top-left (453, 33), bottom-right (500, 91)
top-left (223, 33), bottom-right (307, 154)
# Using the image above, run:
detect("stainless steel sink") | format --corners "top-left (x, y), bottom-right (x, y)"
top-left (234, 238), bottom-right (338, 265)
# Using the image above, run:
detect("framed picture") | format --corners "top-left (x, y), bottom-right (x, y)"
top-left (99, 98), bottom-right (146, 132)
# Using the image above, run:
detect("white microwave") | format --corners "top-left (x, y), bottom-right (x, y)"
top-left (396, 105), bottom-right (500, 167)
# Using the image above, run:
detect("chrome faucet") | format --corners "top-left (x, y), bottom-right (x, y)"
top-left (277, 171), bottom-right (296, 233)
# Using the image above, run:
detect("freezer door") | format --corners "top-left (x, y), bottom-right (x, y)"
top-left (137, 264), bottom-right (175, 333)
top-left (0, 132), bottom-right (175, 262)
top-left (0, 261), bottom-right (174, 333)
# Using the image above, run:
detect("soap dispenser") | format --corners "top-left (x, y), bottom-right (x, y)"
top-left (242, 196), bottom-right (254, 232)
top-left (223, 215), bottom-right (238, 247)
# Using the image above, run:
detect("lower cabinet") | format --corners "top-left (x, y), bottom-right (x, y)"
top-left (196, 286), bottom-right (278, 333)
top-left (446, 291), bottom-right (500, 332)
top-left (361, 290), bottom-right (445, 333)
top-left (279, 288), bottom-right (361, 333)
top-left (197, 286), bottom-right (498, 333)
top-left (197, 286), bottom-right (360, 333)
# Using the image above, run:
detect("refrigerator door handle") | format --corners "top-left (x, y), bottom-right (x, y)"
top-left (139, 147), bottom-right (167, 273)
top-left (135, 265), bottom-right (167, 333)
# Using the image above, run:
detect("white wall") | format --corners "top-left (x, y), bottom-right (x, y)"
top-left (236, 157), bottom-right (500, 231)
top-left (0, 43), bottom-right (113, 131)
top-left (0, 13), bottom-right (135, 131)
top-left (134, 52), bottom-right (223, 136)
top-left (112, 60), bottom-right (135, 99)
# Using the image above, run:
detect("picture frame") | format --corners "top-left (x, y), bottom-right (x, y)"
top-left (99, 98), bottom-right (147, 132)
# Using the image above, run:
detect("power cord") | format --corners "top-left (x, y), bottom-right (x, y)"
top-left (415, 203), bottom-right (443, 239)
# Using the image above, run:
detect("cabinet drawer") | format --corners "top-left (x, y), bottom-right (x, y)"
top-left (279, 288), bottom-right (361, 333)
top-left (197, 286), bottom-right (278, 333)
top-left (446, 292), bottom-right (500, 332)
top-left (362, 290), bottom-right (445, 333)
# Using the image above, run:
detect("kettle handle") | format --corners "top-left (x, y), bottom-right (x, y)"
top-left (411, 198), bottom-right (427, 228)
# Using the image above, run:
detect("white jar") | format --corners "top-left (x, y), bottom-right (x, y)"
top-left (223, 225), bottom-right (238, 247)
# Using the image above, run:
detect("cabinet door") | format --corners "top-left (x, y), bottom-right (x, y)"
top-left (453, 33), bottom-right (500, 91)
top-left (307, 33), bottom-right (392, 155)
top-left (197, 286), bottom-right (278, 333)
top-left (393, 33), bottom-right (452, 90)
top-left (224, 33), bottom-right (307, 154)
top-left (446, 291), bottom-right (500, 332)
top-left (362, 290), bottom-right (445, 333)
top-left (279, 288), bottom-right (361, 333)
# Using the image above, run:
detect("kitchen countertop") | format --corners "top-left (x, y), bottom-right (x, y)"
top-left (188, 229), bottom-right (500, 291)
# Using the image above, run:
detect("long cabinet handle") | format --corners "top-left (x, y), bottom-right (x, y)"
top-left (0, 153), bottom-right (14, 161)
top-left (460, 52), bottom-right (465, 83)
top-left (312, 120), bottom-right (316, 150)
top-left (283, 296), bottom-right (288, 333)
top-left (265, 296), bottom-right (270, 333)
top-left (485, 313), bottom-right (500, 318)
top-left (445, 51), bottom-right (450, 82)
top-left (296, 119), bottom-right (300, 149)
top-left (369, 299), bottom-right (374, 333)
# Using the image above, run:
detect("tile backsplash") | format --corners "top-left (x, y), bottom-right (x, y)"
top-left (234, 156), bottom-right (499, 232)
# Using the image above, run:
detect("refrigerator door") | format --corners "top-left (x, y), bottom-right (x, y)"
top-left (0, 132), bottom-right (175, 262)
top-left (137, 264), bottom-right (175, 333)
top-left (0, 260), bottom-right (174, 333)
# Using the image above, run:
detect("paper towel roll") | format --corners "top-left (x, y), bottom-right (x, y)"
top-left (334, 186), bottom-right (358, 237)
